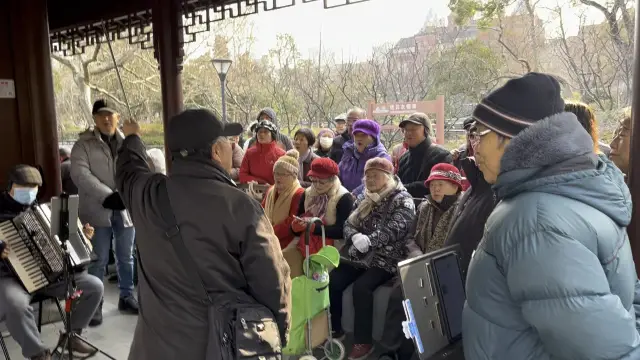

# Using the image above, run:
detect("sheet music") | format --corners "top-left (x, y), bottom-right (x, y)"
top-left (41, 203), bottom-right (91, 266)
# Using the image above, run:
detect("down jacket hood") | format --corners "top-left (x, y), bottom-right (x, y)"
top-left (494, 112), bottom-right (631, 227)
top-left (257, 107), bottom-right (277, 123)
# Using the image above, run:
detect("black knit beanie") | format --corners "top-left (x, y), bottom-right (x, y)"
top-left (472, 72), bottom-right (565, 138)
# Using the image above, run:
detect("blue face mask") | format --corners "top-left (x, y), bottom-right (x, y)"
top-left (12, 187), bottom-right (38, 206)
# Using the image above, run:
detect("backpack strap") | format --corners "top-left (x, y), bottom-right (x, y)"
top-left (157, 181), bottom-right (213, 305)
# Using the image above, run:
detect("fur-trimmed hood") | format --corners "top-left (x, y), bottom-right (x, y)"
top-left (494, 112), bottom-right (631, 226)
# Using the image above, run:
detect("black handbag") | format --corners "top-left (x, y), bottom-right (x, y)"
top-left (156, 182), bottom-right (283, 360)
top-left (340, 191), bottom-right (401, 268)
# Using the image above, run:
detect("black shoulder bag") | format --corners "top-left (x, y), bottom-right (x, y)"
top-left (157, 182), bottom-right (283, 360)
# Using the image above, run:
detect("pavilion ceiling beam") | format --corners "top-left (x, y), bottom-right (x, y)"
top-left (50, 0), bottom-right (372, 56)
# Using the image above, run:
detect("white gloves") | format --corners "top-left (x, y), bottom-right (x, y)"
top-left (352, 233), bottom-right (371, 253)
top-left (402, 320), bottom-right (411, 339)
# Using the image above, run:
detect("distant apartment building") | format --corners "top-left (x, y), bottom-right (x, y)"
top-left (393, 14), bottom-right (482, 59)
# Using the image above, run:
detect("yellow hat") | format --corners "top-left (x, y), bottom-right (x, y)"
top-left (273, 149), bottom-right (300, 176)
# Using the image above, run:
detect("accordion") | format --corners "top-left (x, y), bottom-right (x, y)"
top-left (398, 245), bottom-right (466, 360)
top-left (0, 203), bottom-right (93, 293)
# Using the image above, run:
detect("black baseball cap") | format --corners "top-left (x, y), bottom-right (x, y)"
top-left (167, 109), bottom-right (243, 156)
top-left (92, 99), bottom-right (116, 115)
top-left (463, 117), bottom-right (475, 130)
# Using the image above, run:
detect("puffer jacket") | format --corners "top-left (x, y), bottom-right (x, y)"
top-left (70, 128), bottom-right (133, 227)
top-left (463, 112), bottom-right (640, 360)
top-left (339, 138), bottom-right (391, 192)
top-left (239, 141), bottom-right (286, 185)
top-left (343, 179), bottom-right (415, 273)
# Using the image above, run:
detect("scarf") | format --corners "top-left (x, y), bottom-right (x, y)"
top-left (348, 176), bottom-right (403, 227)
top-left (414, 195), bottom-right (460, 254)
top-left (297, 149), bottom-right (313, 182)
top-left (304, 177), bottom-right (344, 224)
top-left (264, 179), bottom-right (301, 225)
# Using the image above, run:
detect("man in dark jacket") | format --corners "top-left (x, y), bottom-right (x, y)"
top-left (451, 118), bottom-right (474, 171)
top-left (444, 139), bottom-right (495, 277)
top-left (246, 107), bottom-right (293, 150)
top-left (333, 113), bottom-right (347, 134)
top-left (397, 112), bottom-right (453, 198)
top-left (116, 110), bottom-right (291, 360)
top-left (59, 147), bottom-right (77, 194)
top-left (329, 107), bottom-right (365, 164)
top-left (0, 165), bottom-right (103, 360)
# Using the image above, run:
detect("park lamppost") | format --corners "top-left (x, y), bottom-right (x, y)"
top-left (211, 58), bottom-right (233, 122)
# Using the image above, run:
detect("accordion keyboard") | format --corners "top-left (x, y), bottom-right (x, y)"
top-left (0, 221), bottom-right (50, 293)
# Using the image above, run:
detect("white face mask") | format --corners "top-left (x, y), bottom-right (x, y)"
top-left (319, 137), bottom-right (333, 149)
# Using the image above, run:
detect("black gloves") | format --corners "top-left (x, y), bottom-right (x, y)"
top-left (102, 192), bottom-right (126, 210)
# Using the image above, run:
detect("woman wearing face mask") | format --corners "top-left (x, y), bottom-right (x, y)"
top-left (289, 158), bottom-right (353, 263)
top-left (339, 119), bottom-right (391, 192)
top-left (330, 158), bottom-right (415, 360)
top-left (293, 128), bottom-right (319, 188)
top-left (315, 128), bottom-right (335, 158)
top-left (262, 150), bottom-right (305, 249)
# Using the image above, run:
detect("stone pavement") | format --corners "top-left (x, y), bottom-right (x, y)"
top-left (1, 282), bottom-right (136, 360)
top-left (0, 281), bottom-right (392, 360)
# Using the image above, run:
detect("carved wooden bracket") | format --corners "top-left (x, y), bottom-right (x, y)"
top-left (50, 0), bottom-right (371, 56)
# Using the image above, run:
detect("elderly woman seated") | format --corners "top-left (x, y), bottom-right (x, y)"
top-left (290, 157), bottom-right (353, 258)
top-left (261, 149), bottom-right (305, 249)
top-left (405, 163), bottom-right (463, 256)
top-left (329, 157), bottom-right (415, 360)
top-left (378, 163), bottom-right (464, 360)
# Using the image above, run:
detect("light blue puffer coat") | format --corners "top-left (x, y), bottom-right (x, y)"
top-left (463, 112), bottom-right (640, 360)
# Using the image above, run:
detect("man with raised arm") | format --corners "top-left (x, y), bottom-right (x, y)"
top-left (116, 110), bottom-right (291, 360)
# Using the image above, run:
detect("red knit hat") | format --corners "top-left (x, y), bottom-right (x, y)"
top-left (307, 157), bottom-right (339, 179)
top-left (425, 163), bottom-right (463, 189)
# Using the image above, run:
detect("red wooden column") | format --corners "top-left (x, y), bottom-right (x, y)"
top-left (627, 0), bottom-right (640, 273)
top-left (153, 0), bottom-right (184, 173)
top-left (0, 0), bottom-right (60, 200)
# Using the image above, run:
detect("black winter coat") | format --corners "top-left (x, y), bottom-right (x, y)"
top-left (116, 135), bottom-right (291, 360)
top-left (329, 132), bottom-right (351, 164)
top-left (397, 138), bottom-right (453, 199)
top-left (444, 157), bottom-right (495, 278)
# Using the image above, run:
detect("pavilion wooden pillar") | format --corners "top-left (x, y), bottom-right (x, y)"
top-left (0, 0), bottom-right (60, 200)
top-left (627, 0), bottom-right (640, 273)
top-left (153, 0), bottom-right (184, 173)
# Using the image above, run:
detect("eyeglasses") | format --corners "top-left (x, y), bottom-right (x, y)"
top-left (468, 126), bottom-right (492, 140)
top-left (274, 172), bottom-right (292, 178)
top-left (468, 126), bottom-right (492, 151)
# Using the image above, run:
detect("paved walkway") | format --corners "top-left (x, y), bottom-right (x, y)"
top-left (1, 282), bottom-right (136, 359)
top-left (1, 282), bottom-right (390, 359)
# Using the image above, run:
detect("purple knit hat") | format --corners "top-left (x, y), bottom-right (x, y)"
top-left (317, 128), bottom-right (334, 138)
top-left (352, 119), bottom-right (381, 138)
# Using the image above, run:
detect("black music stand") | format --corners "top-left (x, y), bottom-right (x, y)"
top-left (50, 193), bottom-right (115, 360)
